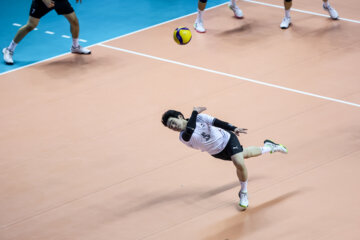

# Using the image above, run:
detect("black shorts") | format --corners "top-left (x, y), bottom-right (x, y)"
top-left (211, 132), bottom-right (243, 161)
top-left (30, 0), bottom-right (74, 19)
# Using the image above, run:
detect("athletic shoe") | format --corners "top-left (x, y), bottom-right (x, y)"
top-left (2, 48), bottom-right (14, 65)
top-left (238, 191), bottom-right (248, 210)
top-left (323, 4), bottom-right (338, 20)
top-left (264, 139), bottom-right (288, 154)
top-left (71, 45), bottom-right (91, 54)
top-left (228, 3), bottom-right (243, 19)
top-left (194, 19), bottom-right (206, 33)
top-left (280, 17), bottom-right (291, 29)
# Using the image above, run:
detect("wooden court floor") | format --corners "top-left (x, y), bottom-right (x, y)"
top-left (1, 0), bottom-right (360, 239)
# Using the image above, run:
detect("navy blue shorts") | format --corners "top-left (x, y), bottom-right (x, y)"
top-left (30, 0), bottom-right (74, 19)
top-left (211, 132), bottom-right (243, 161)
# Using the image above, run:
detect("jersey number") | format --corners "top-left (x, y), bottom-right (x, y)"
top-left (201, 132), bottom-right (210, 141)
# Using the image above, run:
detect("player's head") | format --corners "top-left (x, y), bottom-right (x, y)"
top-left (161, 110), bottom-right (186, 132)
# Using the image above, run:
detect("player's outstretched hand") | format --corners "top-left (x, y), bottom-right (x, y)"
top-left (76, 0), bottom-right (82, 3)
top-left (234, 128), bottom-right (248, 136)
top-left (193, 106), bottom-right (207, 113)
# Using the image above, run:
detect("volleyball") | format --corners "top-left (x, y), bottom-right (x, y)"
top-left (173, 27), bottom-right (192, 45)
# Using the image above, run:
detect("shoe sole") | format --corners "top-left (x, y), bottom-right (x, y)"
top-left (264, 139), bottom-right (277, 145)
top-left (239, 204), bottom-right (248, 211)
top-left (195, 29), bottom-right (206, 33)
top-left (71, 51), bottom-right (91, 55)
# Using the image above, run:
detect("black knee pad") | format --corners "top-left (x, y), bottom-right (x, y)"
top-left (199, 0), bottom-right (207, 3)
top-left (285, 0), bottom-right (292, 2)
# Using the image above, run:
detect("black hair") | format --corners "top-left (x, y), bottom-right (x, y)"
top-left (161, 110), bottom-right (184, 126)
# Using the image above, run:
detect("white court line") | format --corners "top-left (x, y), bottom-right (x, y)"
top-left (244, 0), bottom-right (360, 24)
top-left (1, 0), bottom-right (360, 77)
top-left (45, 31), bottom-right (55, 35)
top-left (98, 43), bottom-right (360, 108)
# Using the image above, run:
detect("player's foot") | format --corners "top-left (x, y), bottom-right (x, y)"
top-left (228, 3), bottom-right (243, 19)
top-left (194, 19), bottom-right (206, 33)
top-left (280, 17), bottom-right (291, 29)
top-left (238, 191), bottom-right (248, 210)
top-left (264, 139), bottom-right (288, 154)
top-left (71, 45), bottom-right (91, 54)
top-left (323, 4), bottom-right (338, 20)
top-left (2, 48), bottom-right (14, 65)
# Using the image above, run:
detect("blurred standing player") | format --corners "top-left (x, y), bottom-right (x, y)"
top-left (2, 0), bottom-right (91, 65)
top-left (280, 0), bottom-right (339, 29)
top-left (194, 0), bottom-right (244, 33)
top-left (162, 107), bottom-right (288, 210)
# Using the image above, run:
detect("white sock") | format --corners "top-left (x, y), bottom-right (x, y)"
top-left (72, 38), bottom-right (79, 48)
top-left (230, 0), bottom-right (236, 6)
top-left (323, 1), bottom-right (330, 7)
top-left (197, 9), bottom-right (203, 22)
top-left (8, 40), bottom-right (17, 52)
top-left (285, 10), bottom-right (291, 18)
top-left (261, 146), bottom-right (272, 154)
top-left (240, 181), bottom-right (248, 193)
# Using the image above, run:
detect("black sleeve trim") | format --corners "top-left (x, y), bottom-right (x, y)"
top-left (213, 118), bottom-right (237, 131)
top-left (181, 111), bottom-right (198, 142)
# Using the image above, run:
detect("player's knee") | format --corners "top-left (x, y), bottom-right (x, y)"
top-left (242, 149), bottom-right (250, 159)
top-left (199, 0), bottom-right (207, 3)
top-left (232, 154), bottom-right (245, 169)
top-left (25, 22), bottom-right (37, 31)
top-left (70, 17), bottom-right (79, 27)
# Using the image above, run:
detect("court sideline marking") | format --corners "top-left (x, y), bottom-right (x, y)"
top-left (98, 43), bottom-right (360, 108)
top-left (1, 0), bottom-right (359, 76)
top-left (244, 0), bottom-right (360, 24)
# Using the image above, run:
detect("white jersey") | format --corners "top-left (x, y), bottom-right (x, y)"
top-left (179, 114), bottom-right (231, 155)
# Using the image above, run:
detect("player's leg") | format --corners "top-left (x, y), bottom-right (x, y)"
top-left (2, 0), bottom-right (51, 65)
top-left (231, 140), bottom-right (287, 210)
top-left (280, 0), bottom-right (292, 29)
top-left (242, 140), bottom-right (288, 159)
top-left (56, 0), bottom-right (90, 54)
top-left (228, 0), bottom-right (243, 19)
top-left (13, 17), bottom-right (40, 45)
top-left (2, 17), bottom-right (40, 65)
top-left (194, 0), bottom-right (207, 33)
top-left (62, 12), bottom-right (90, 54)
top-left (231, 152), bottom-right (249, 210)
top-left (63, 12), bottom-right (90, 54)
top-left (242, 146), bottom-right (262, 158)
top-left (322, 0), bottom-right (338, 19)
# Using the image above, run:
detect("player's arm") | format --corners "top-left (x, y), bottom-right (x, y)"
top-left (181, 111), bottom-right (198, 142)
top-left (213, 118), bottom-right (248, 136)
top-left (181, 107), bottom-right (206, 142)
